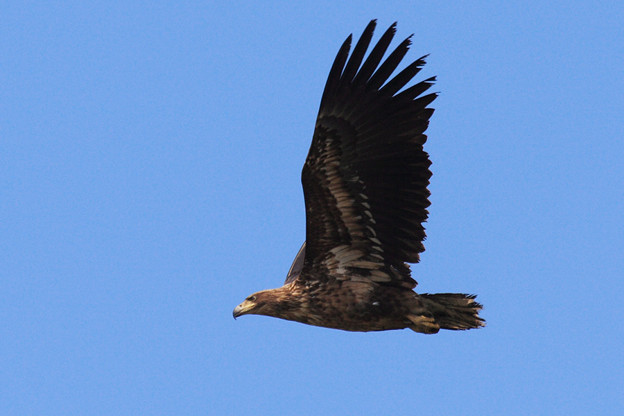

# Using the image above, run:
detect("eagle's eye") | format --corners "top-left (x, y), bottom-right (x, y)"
top-left (247, 295), bottom-right (256, 302)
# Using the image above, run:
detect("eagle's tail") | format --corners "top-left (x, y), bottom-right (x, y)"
top-left (407, 293), bottom-right (485, 334)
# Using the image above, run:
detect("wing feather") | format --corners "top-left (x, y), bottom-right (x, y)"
top-left (284, 242), bottom-right (306, 284)
top-left (298, 21), bottom-right (437, 288)
top-left (340, 20), bottom-right (377, 86)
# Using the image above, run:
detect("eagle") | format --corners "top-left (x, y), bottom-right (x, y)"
top-left (233, 20), bottom-right (484, 334)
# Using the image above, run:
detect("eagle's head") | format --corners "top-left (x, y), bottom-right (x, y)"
top-left (232, 290), bottom-right (271, 318)
top-left (233, 285), bottom-right (302, 320)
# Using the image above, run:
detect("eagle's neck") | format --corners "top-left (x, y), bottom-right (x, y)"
top-left (259, 283), bottom-right (309, 324)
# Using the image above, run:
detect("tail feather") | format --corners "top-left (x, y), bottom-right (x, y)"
top-left (419, 293), bottom-right (485, 331)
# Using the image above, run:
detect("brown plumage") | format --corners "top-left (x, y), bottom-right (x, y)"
top-left (233, 20), bottom-right (484, 334)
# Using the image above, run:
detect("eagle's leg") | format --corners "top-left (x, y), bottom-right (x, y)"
top-left (406, 312), bottom-right (440, 334)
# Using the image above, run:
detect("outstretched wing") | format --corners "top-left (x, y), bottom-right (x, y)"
top-left (298, 20), bottom-right (437, 288)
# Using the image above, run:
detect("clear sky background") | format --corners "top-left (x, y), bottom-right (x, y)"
top-left (2, 1), bottom-right (623, 415)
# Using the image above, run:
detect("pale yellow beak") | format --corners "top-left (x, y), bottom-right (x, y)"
top-left (232, 300), bottom-right (254, 319)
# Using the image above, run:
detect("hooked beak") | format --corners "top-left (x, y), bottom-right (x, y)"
top-left (232, 300), bottom-right (254, 319)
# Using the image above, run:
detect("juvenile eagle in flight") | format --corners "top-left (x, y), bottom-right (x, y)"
top-left (233, 20), bottom-right (484, 334)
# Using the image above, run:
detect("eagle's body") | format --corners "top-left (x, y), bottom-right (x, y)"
top-left (247, 281), bottom-right (416, 332)
top-left (233, 20), bottom-right (484, 334)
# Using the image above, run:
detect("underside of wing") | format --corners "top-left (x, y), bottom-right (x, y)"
top-left (300, 20), bottom-right (437, 288)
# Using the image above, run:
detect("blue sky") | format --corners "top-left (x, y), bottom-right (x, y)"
top-left (2, 1), bottom-right (623, 415)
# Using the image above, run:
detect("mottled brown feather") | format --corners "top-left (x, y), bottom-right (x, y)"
top-left (299, 19), bottom-right (436, 288)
